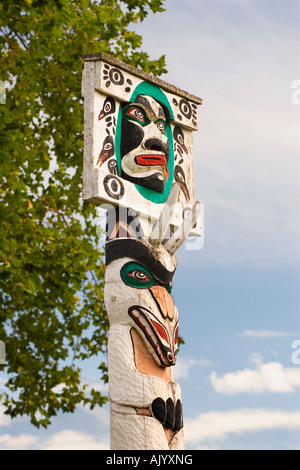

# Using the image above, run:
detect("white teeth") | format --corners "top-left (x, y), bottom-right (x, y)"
top-left (131, 309), bottom-right (140, 318)
top-left (150, 334), bottom-right (159, 347)
top-left (145, 325), bottom-right (153, 337)
top-left (139, 316), bottom-right (148, 327)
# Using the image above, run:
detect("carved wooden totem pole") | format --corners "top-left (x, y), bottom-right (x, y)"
top-left (82, 53), bottom-right (203, 450)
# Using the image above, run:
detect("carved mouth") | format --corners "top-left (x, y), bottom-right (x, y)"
top-left (135, 154), bottom-right (169, 179)
top-left (128, 306), bottom-right (177, 367)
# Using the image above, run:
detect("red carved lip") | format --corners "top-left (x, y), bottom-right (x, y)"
top-left (135, 154), bottom-right (169, 179)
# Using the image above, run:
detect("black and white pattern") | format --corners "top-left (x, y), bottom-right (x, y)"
top-left (102, 63), bottom-right (133, 94)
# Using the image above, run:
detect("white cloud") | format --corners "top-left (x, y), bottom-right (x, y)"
top-left (41, 430), bottom-right (109, 450)
top-left (248, 353), bottom-right (264, 366)
top-left (173, 356), bottom-right (211, 380)
top-left (0, 429), bottom-right (110, 450)
top-left (210, 361), bottom-right (300, 394)
top-left (0, 433), bottom-right (39, 450)
top-left (238, 330), bottom-right (291, 338)
top-left (80, 403), bottom-right (110, 426)
top-left (184, 409), bottom-right (300, 445)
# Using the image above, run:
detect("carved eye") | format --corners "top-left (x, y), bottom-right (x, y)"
top-left (156, 120), bottom-right (166, 134)
top-left (177, 172), bottom-right (184, 182)
top-left (104, 102), bottom-right (112, 113)
top-left (104, 142), bottom-right (113, 151)
top-left (127, 270), bottom-right (151, 282)
top-left (125, 107), bottom-right (145, 122)
top-left (121, 262), bottom-right (154, 289)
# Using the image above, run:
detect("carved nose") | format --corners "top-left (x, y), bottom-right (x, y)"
top-left (144, 138), bottom-right (165, 153)
top-left (150, 285), bottom-right (175, 320)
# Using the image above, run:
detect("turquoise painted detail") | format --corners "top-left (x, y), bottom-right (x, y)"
top-left (121, 262), bottom-right (173, 293)
top-left (121, 262), bottom-right (155, 289)
top-left (115, 81), bottom-right (174, 204)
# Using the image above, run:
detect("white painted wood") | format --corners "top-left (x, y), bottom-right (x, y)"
top-left (82, 54), bottom-right (203, 238)
top-left (150, 183), bottom-right (180, 243)
top-left (104, 244), bottom-right (184, 450)
top-left (164, 200), bottom-right (203, 254)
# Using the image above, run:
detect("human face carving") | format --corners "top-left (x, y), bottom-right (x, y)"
top-left (120, 95), bottom-right (170, 194)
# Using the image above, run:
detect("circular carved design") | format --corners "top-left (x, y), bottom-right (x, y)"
top-left (109, 68), bottom-right (125, 86)
top-left (103, 174), bottom-right (124, 200)
top-left (179, 99), bottom-right (192, 119)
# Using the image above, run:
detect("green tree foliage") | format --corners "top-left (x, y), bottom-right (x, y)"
top-left (0, 0), bottom-right (166, 427)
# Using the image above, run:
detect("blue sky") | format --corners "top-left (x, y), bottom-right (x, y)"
top-left (1, 0), bottom-right (300, 450)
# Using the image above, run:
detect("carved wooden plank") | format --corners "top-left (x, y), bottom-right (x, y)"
top-left (82, 53), bottom-right (203, 237)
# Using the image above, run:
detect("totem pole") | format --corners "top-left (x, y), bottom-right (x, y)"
top-left (82, 53), bottom-right (203, 450)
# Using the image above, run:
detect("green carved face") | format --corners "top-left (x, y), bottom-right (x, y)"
top-left (115, 82), bottom-right (175, 204)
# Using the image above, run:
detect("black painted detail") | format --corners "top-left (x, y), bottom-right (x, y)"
top-left (151, 397), bottom-right (183, 432)
top-left (98, 96), bottom-right (116, 121)
top-left (129, 172), bottom-right (165, 194)
top-left (179, 99), bottom-right (192, 119)
top-left (97, 135), bottom-right (115, 168)
top-left (103, 175), bottom-right (124, 200)
top-left (109, 67), bottom-right (124, 86)
top-left (165, 397), bottom-right (175, 429)
top-left (120, 118), bottom-right (144, 159)
top-left (108, 159), bottom-right (119, 176)
top-left (174, 399), bottom-right (183, 432)
top-left (105, 238), bottom-right (175, 284)
top-left (144, 138), bottom-right (165, 152)
top-left (174, 165), bottom-right (190, 202)
top-left (152, 398), bottom-right (166, 425)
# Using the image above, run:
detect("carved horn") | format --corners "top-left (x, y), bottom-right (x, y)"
top-left (150, 182), bottom-right (181, 244)
top-left (164, 200), bottom-right (202, 255)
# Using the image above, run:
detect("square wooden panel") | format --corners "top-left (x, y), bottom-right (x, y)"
top-left (82, 53), bottom-right (203, 236)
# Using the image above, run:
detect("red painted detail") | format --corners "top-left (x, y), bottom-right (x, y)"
top-left (127, 271), bottom-right (151, 282)
top-left (174, 325), bottom-right (179, 345)
top-left (97, 152), bottom-right (108, 167)
top-left (150, 318), bottom-right (169, 344)
top-left (135, 155), bottom-right (169, 179)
